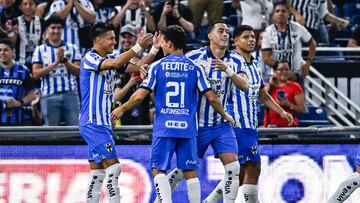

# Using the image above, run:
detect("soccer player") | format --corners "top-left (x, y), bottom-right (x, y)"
top-left (203, 25), bottom-right (293, 203)
top-left (78, 22), bottom-right (153, 203)
top-left (111, 25), bottom-right (235, 203)
top-left (162, 22), bottom-right (249, 203)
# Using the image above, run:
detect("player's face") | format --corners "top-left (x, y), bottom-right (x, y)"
top-left (98, 30), bottom-right (116, 54)
top-left (20, 0), bottom-right (35, 16)
top-left (235, 30), bottom-right (256, 53)
top-left (0, 44), bottom-right (13, 64)
top-left (273, 5), bottom-right (289, 24)
top-left (120, 33), bottom-right (137, 51)
top-left (46, 24), bottom-right (63, 42)
top-left (208, 23), bottom-right (229, 49)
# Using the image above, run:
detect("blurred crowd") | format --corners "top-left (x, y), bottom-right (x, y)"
top-left (0, 0), bottom-right (359, 126)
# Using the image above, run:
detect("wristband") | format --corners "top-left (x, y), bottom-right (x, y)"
top-left (225, 67), bottom-right (235, 77)
top-left (149, 46), bottom-right (159, 55)
top-left (131, 43), bottom-right (143, 54)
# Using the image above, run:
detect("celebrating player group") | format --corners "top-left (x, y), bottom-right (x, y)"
top-left (78, 21), bottom-right (293, 203)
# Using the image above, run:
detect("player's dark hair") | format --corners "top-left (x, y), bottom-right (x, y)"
top-left (44, 15), bottom-right (64, 28)
top-left (90, 22), bottom-right (116, 41)
top-left (161, 25), bottom-right (186, 50)
top-left (233, 25), bottom-right (254, 39)
top-left (273, 0), bottom-right (290, 13)
top-left (207, 21), bottom-right (227, 34)
top-left (0, 38), bottom-right (14, 49)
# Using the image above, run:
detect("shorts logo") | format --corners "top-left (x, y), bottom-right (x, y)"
top-left (251, 146), bottom-right (258, 155)
top-left (105, 143), bottom-right (113, 152)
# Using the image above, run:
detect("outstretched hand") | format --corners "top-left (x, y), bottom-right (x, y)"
top-left (111, 107), bottom-right (124, 124)
top-left (152, 31), bottom-right (161, 49)
top-left (224, 113), bottom-right (236, 127)
top-left (280, 111), bottom-right (294, 126)
top-left (137, 32), bottom-right (153, 48)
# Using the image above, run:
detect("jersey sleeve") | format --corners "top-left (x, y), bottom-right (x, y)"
top-left (71, 44), bottom-right (82, 62)
top-left (139, 62), bottom-right (157, 92)
top-left (46, 0), bottom-right (64, 18)
top-left (261, 27), bottom-right (273, 51)
top-left (298, 24), bottom-right (312, 44)
top-left (196, 65), bottom-right (211, 93)
top-left (32, 46), bottom-right (42, 64)
top-left (82, 52), bottom-right (105, 72)
top-left (319, 0), bottom-right (328, 20)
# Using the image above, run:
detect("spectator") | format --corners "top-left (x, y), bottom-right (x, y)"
top-left (288, 0), bottom-right (349, 44)
top-left (113, 24), bottom-right (152, 125)
top-left (112, 0), bottom-right (156, 34)
top-left (237, 0), bottom-right (304, 44)
top-left (0, 0), bottom-right (22, 38)
top-left (46, 0), bottom-right (96, 50)
top-left (264, 61), bottom-right (306, 127)
top-left (261, 1), bottom-right (316, 84)
top-left (32, 16), bottom-right (81, 126)
top-left (187, 0), bottom-right (223, 30)
top-left (0, 38), bottom-right (37, 126)
top-left (153, 0), bottom-right (194, 39)
top-left (348, 25), bottom-right (360, 47)
top-left (92, 0), bottom-right (114, 23)
top-left (8, 0), bottom-right (43, 72)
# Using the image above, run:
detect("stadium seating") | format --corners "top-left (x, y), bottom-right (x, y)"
top-left (257, 106), bottom-right (332, 127)
top-left (295, 107), bottom-right (332, 127)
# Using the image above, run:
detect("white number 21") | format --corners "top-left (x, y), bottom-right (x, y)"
top-left (166, 81), bottom-right (185, 108)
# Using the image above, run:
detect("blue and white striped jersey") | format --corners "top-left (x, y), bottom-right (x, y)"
top-left (95, 7), bottom-right (114, 23)
top-left (47, 0), bottom-right (95, 49)
top-left (228, 56), bottom-right (264, 129)
top-left (140, 54), bottom-right (211, 138)
top-left (32, 41), bottom-right (81, 96)
top-left (79, 50), bottom-right (119, 126)
top-left (186, 47), bottom-right (246, 128)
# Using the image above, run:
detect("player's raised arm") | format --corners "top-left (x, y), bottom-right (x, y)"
top-left (88, 23), bottom-right (153, 71)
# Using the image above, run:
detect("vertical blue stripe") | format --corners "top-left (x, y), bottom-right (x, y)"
top-left (221, 77), bottom-right (230, 124)
top-left (71, 29), bottom-right (76, 47)
top-left (63, 25), bottom-right (68, 43)
top-left (98, 77), bottom-right (105, 125)
top-left (212, 70), bottom-right (221, 125)
top-left (236, 88), bottom-right (245, 128)
top-left (247, 63), bottom-right (256, 127)
top-left (91, 73), bottom-right (99, 122)
top-left (38, 48), bottom-right (43, 63)
top-left (50, 47), bottom-right (57, 94)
